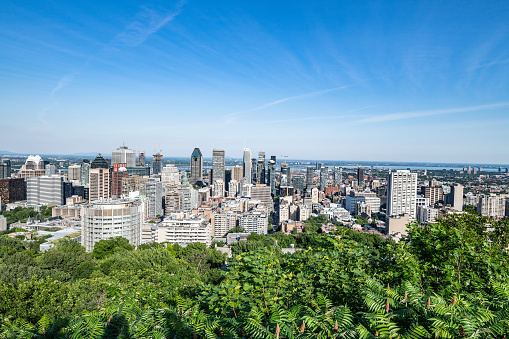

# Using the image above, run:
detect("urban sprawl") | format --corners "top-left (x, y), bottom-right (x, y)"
top-left (0, 146), bottom-right (508, 254)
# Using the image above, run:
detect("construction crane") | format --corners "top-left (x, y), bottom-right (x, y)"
top-left (281, 155), bottom-right (288, 166)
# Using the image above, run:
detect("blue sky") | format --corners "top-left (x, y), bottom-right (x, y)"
top-left (1, 0), bottom-right (508, 163)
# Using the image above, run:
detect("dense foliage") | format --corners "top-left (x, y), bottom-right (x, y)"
top-left (1, 213), bottom-right (509, 338)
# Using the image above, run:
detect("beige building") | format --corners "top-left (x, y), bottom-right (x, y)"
top-left (385, 214), bottom-right (410, 236)
top-left (231, 166), bottom-right (243, 183)
top-left (89, 168), bottom-right (111, 201)
top-left (122, 176), bottom-right (148, 196)
top-left (212, 212), bottom-right (237, 237)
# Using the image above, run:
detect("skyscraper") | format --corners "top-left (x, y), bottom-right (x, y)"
top-left (334, 167), bottom-right (343, 186)
top-left (152, 151), bottom-right (163, 175)
top-left (145, 177), bottom-right (163, 218)
top-left (243, 148), bottom-right (252, 184)
top-left (231, 165), bottom-right (243, 183)
top-left (387, 170), bottom-right (418, 218)
top-left (450, 184), bottom-right (464, 211)
top-left (137, 151), bottom-right (146, 167)
top-left (306, 166), bottom-right (314, 190)
top-left (190, 148), bottom-right (203, 186)
top-left (112, 163), bottom-right (128, 198)
top-left (212, 149), bottom-right (225, 184)
top-left (267, 157), bottom-right (276, 195)
top-left (80, 160), bottom-right (90, 186)
top-left (357, 167), bottom-right (365, 188)
top-left (251, 158), bottom-right (257, 183)
top-left (281, 164), bottom-right (291, 186)
top-left (112, 145), bottom-right (136, 167)
top-left (89, 154), bottom-right (111, 201)
top-left (0, 159), bottom-right (11, 179)
top-left (257, 152), bottom-right (266, 184)
top-left (320, 166), bottom-right (328, 191)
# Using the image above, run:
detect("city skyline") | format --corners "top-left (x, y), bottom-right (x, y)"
top-left (1, 1), bottom-right (509, 162)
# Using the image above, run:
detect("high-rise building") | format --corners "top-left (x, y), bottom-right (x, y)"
top-left (422, 186), bottom-right (443, 208)
top-left (122, 176), bottom-right (148, 196)
top-left (80, 160), bottom-right (90, 186)
top-left (293, 176), bottom-right (305, 193)
top-left (81, 199), bottom-right (142, 252)
top-left (211, 179), bottom-right (225, 197)
top-left (164, 187), bottom-right (182, 216)
top-left (319, 167), bottom-right (329, 191)
top-left (161, 164), bottom-right (181, 186)
top-left (281, 164), bottom-right (291, 187)
top-left (477, 194), bottom-right (506, 218)
top-left (212, 213), bottom-right (237, 237)
top-left (112, 145), bottom-right (136, 167)
top-left (111, 163), bottom-right (128, 198)
top-left (267, 157), bottom-right (276, 195)
top-left (68, 165), bottom-right (81, 182)
top-left (90, 153), bottom-right (109, 169)
top-left (231, 165), bottom-right (243, 183)
top-left (137, 151), bottom-right (146, 167)
top-left (257, 152), bottom-right (266, 184)
top-left (306, 166), bottom-right (314, 190)
top-left (0, 159), bottom-right (11, 179)
top-left (190, 148), bottom-right (203, 186)
top-left (357, 167), bottom-right (365, 188)
top-left (243, 148), bottom-right (252, 184)
top-left (212, 149), bottom-right (225, 184)
top-left (334, 167), bottom-right (343, 186)
top-left (387, 170), bottom-right (418, 218)
top-left (145, 178), bottom-right (163, 218)
top-left (18, 155), bottom-right (46, 179)
top-left (89, 154), bottom-right (110, 201)
top-left (45, 164), bottom-right (57, 176)
top-left (27, 175), bottom-right (64, 206)
top-left (450, 184), bottom-right (464, 211)
top-left (251, 184), bottom-right (272, 210)
top-left (251, 158), bottom-right (257, 183)
top-left (0, 178), bottom-right (26, 203)
top-left (152, 151), bottom-right (163, 175)
top-left (228, 180), bottom-right (239, 197)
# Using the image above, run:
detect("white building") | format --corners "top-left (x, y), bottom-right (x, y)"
top-left (155, 215), bottom-right (212, 246)
top-left (161, 164), bottom-right (181, 186)
top-left (81, 199), bottom-right (142, 252)
top-left (345, 191), bottom-right (381, 214)
top-left (112, 145), bottom-right (136, 167)
top-left (145, 178), bottom-right (163, 218)
top-left (477, 194), bottom-right (506, 218)
top-left (212, 179), bottom-right (225, 198)
top-left (387, 170), bottom-right (418, 219)
top-left (228, 180), bottom-right (239, 197)
top-left (27, 175), bottom-right (64, 206)
top-left (417, 205), bottom-right (439, 224)
top-left (239, 211), bottom-right (268, 235)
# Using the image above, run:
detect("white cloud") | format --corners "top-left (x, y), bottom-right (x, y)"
top-left (353, 102), bottom-right (509, 124)
top-left (112, 2), bottom-right (186, 47)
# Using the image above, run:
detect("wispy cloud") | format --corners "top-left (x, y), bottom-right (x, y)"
top-left (223, 85), bottom-right (351, 124)
top-left (353, 102), bottom-right (509, 124)
top-left (112, 1), bottom-right (186, 47)
top-left (51, 73), bottom-right (74, 96)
